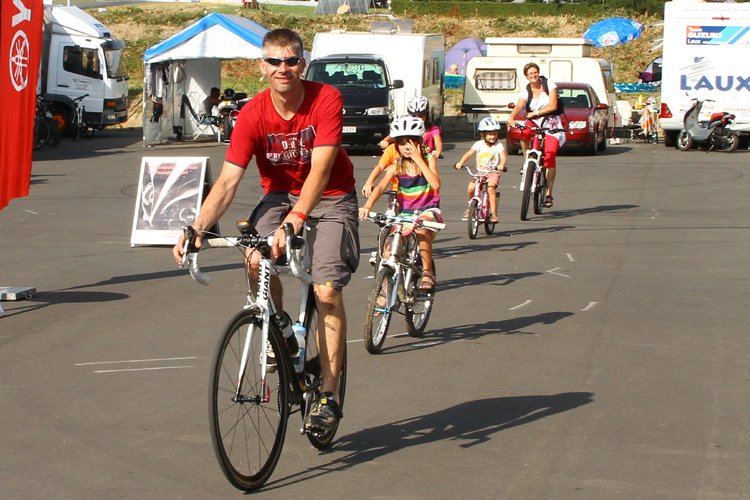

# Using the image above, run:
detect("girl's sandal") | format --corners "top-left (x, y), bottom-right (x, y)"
top-left (543, 196), bottom-right (553, 208)
top-left (462, 209), bottom-right (469, 219)
top-left (489, 212), bottom-right (499, 223)
top-left (418, 273), bottom-right (436, 291)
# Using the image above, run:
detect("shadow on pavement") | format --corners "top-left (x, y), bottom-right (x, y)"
top-left (380, 312), bottom-right (575, 355)
top-left (269, 391), bottom-right (594, 489)
top-left (434, 271), bottom-right (541, 293)
top-left (533, 204), bottom-right (638, 221)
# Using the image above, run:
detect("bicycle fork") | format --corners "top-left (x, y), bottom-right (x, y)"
top-left (520, 149), bottom-right (542, 194)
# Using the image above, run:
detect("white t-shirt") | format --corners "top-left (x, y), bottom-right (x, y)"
top-left (471, 140), bottom-right (505, 171)
top-left (520, 79), bottom-right (566, 146)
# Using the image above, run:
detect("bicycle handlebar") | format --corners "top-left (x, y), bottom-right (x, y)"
top-left (181, 222), bottom-right (310, 286)
top-left (367, 211), bottom-right (446, 231)
top-left (513, 122), bottom-right (569, 134)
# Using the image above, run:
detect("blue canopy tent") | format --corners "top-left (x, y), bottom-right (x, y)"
top-left (142, 13), bottom-right (269, 145)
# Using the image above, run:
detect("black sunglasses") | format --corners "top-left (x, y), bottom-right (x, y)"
top-left (263, 56), bottom-right (303, 67)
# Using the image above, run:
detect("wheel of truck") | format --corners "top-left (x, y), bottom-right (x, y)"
top-left (663, 130), bottom-right (679, 148)
top-left (50, 105), bottom-right (71, 135)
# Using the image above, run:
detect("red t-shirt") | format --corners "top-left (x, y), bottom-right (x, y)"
top-left (225, 80), bottom-right (355, 196)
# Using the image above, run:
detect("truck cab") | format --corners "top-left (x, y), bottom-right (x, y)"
top-left (41, 5), bottom-right (129, 133)
top-left (306, 55), bottom-right (403, 146)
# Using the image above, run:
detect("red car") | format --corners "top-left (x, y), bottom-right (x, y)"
top-left (506, 82), bottom-right (610, 155)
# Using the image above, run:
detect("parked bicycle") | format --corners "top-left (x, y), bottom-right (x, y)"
top-left (181, 221), bottom-right (346, 492)
top-left (363, 212), bottom-right (445, 354)
top-left (516, 122), bottom-right (568, 221)
top-left (456, 164), bottom-right (501, 239)
top-left (33, 96), bottom-right (61, 150)
top-left (70, 94), bottom-right (94, 141)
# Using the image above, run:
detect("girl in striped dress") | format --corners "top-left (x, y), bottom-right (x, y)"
top-left (359, 116), bottom-right (442, 291)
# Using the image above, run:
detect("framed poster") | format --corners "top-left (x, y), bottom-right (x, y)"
top-left (130, 157), bottom-right (216, 246)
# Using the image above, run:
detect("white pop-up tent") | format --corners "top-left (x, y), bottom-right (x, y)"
top-left (142, 13), bottom-right (269, 145)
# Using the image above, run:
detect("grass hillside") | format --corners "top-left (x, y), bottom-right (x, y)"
top-left (90, 3), bottom-right (662, 126)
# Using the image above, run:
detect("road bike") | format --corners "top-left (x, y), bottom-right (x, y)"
top-left (181, 221), bottom-right (346, 491)
top-left (457, 164), bottom-right (502, 239)
top-left (363, 212), bottom-right (445, 354)
top-left (33, 96), bottom-right (61, 151)
top-left (70, 94), bottom-right (94, 141)
top-left (515, 122), bottom-right (568, 221)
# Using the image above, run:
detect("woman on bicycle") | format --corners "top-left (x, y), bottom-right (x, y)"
top-left (359, 115), bottom-right (442, 291)
top-left (364, 96), bottom-right (442, 198)
top-left (507, 62), bottom-right (566, 208)
top-left (454, 117), bottom-right (507, 223)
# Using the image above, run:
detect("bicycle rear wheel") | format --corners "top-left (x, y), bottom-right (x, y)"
top-left (208, 309), bottom-right (290, 492)
top-left (467, 200), bottom-right (479, 239)
top-left (533, 169), bottom-right (547, 215)
top-left (483, 192), bottom-right (496, 235)
top-left (405, 272), bottom-right (433, 338)
top-left (33, 118), bottom-right (50, 151)
top-left (302, 298), bottom-right (347, 449)
top-left (520, 160), bottom-right (535, 221)
top-left (364, 266), bottom-right (395, 354)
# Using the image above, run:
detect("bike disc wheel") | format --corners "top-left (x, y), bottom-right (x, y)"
top-left (467, 200), bottom-right (479, 239)
top-left (364, 267), bottom-right (394, 354)
top-left (520, 161), bottom-right (535, 221)
top-left (303, 299), bottom-right (347, 449)
top-left (533, 170), bottom-right (547, 215)
top-left (208, 310), bottom-right (290, 492)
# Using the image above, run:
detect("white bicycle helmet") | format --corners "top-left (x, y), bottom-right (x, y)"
top-left (478, 117), bottom-right (501, 132)
top-left (390, 115), bottom-right (425, 138)
top-left (406, 96), bottom-right (430, 115)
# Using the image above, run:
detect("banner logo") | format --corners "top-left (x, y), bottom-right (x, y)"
top-left (9, 31), bottom-right (30, 91)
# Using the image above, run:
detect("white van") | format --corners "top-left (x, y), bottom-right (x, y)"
top-left (462, 38), bottom-right (616, 134)
top-left (659, 0), bottom-right (750, 147)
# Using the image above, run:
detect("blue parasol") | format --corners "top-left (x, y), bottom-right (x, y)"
top-left (584, 17), bottom-right (644, 80)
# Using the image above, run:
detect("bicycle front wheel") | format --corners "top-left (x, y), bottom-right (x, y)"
top-left (520, 161), bottom-right (535, 221)
top-left (302, 298), bottom-right (347, 449)
top-left (33, 118), bottom-right (50, 151)
top-left (208, 310), bottom-right (290, 492)
top-left (364, 267), bottom-right (395, 354)
top-left (467, 199), bottom-right (479, 239)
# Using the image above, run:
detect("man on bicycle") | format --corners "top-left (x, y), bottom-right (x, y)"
top-left (173, 28), bottom-right (359, 433)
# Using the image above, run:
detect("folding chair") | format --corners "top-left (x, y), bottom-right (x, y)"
top-left (181, 94), bottom-right (222, 142)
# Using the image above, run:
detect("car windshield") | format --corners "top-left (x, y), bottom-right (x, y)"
top-left (104, 48), bottom-right (128, 79)
top-left (559, 88), bottom-right (591, 108)
top-left (307, 62), bottom-right (387, 88)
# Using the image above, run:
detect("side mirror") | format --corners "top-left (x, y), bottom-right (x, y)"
top-left (390, 79), bottom-right (404, 90)
top-left (597, 103), bottom-right (608, 110)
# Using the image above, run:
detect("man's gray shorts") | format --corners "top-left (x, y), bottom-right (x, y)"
top-left (249, 191), bottom-right (360, 290)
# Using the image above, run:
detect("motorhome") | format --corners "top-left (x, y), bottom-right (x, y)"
top-left (307, 29), bottom-right (445, 145)
top-left (39, 1), bottom-right (129, 133)
top-left (462, 38), bottom-right (616, 134)
top-left (659, 0), bottom-right (750, 147)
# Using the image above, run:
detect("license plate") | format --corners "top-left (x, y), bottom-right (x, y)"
top-left (342, 126), bottom-right (356, 133)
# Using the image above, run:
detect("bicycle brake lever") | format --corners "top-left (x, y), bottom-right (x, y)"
top-left (180, 226), bottom-right (195, 268)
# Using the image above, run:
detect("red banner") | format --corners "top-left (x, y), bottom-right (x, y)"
top-left (0, 0), bottom-right (43, 211)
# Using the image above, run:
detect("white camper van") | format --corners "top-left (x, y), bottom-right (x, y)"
top-left (659, 0), bottom-right (750, 147)
top-left (39, 2), bottom-right (129, 133)
top-left (462, 38), bottom-right (616, 134)
top-left (308, 30), bottom-right (445, 145)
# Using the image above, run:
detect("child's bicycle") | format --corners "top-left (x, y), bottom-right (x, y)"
top-left (363, 212), bottom-right (445, 354)
top-left (180, 221), bottom-right (346, 492)
top-left (515, 121), bottom-right (568, 221)
top-left (456, 164), bottom-right (502, 239)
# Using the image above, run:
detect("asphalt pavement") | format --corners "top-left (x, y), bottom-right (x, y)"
top-left (2, 130), bottom-right (749, 499)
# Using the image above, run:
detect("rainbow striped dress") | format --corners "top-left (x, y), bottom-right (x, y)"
top-left (396, 172), bottom-right (442, 236)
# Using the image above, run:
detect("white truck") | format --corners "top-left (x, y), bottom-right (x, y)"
top-left (307, 29), bottom-right (445, 145)
top-left (39, 1), bottom-right (129, 133)
top-left (659, 0), bottom-right (750, 147)
top-left (462, 38), bottom-right (616, 135)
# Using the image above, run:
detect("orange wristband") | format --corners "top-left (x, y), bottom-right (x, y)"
top-left (289, 210), bottom-right (307, 222)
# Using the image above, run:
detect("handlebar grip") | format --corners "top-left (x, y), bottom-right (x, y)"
top-left (188, 253), bottom-right (211, 286)
top-left (421, 221), bottom-right (446, 230)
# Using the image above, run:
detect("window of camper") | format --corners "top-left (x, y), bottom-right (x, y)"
top-left (432, 58), bottom-right (440, 85)
top-left (517, 44), bottom-right (552, 54)
top-left (423, 60), bottom-right (430, 88)
top-left (475, 70), bottom-right (516, 91)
